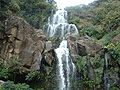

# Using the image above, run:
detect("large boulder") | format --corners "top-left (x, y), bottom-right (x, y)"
top-left (77, 37), bottom-right (103, 56)
top-left (67, 36), bottom-right (103, 57)
top-left (111, 34), bottom-right (120, 44)
top-left (43, 41), bottom-right (55, 66)
top-left (0, 16), bottom-right (54, 72)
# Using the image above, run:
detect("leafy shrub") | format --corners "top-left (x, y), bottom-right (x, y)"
top-left (17, 0), bottom-right (56, 29)
top-left (0, 0), bottom-right (20, 20)
top-left (0, 57), bottom-right (27, 80)
top-left (80, 25), bottom-right (103, 39)
top-left (76, 56), bottom-right (104, 89)
top-left (0, 60), bottom-right (10, 80)
top-left (91, 0), bottom-right (120, 33)
top-left (69, 18), bottom-right (80, 25)
top-left (106, 42), bottom-right (120, 64)
top-left (99, 30), bottom-right (120, 45)
top-left (0, 68), bottom-right (10, 80)
top-left (9, 3), bottom-right (20, 13)
top-left (25, 71), bottom-right (41, 81)
top-left (1, 81), bottom-right (33, 90)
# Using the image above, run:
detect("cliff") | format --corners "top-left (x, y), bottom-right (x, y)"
top-left (0, 15), bottom-right (54, 73)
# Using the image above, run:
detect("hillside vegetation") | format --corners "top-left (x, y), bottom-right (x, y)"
top-left (0, 0), bottom-right (120, 90)
top-left (0, 0), bottom-right (55, 29)
top-left (66, 0), bottom-right (120, 89)
top-left (66, 0), bottom-right (120, 40)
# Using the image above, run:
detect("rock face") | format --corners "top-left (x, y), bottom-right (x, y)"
top-left (111, 34), bottom-right (120, 44)
top-left (77, 37), bottom-right (103, 56)
top-left (67, 35), bottom-right (103, 58)
top-left (0, 16), bottom-right (54, 72)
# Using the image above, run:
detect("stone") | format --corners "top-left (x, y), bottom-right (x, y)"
top-left (111, 34), bottom-right (120, 44)
top-left (31, 52), bottom-right (42, 71)
top-left (65, 33), bottom-right (78, 41)
top-left (77, 37), bottom-right (103, 56)
top-left (77, 42), bottom-right (87, 56)
top-left (43, 49), bottom-right (55, 66)
top-left (0, 16), bottom-right (47, 72)
top-left (45, 41), bottom-right (52, 52)
top-left (67, 36), bottom-right (102, 57)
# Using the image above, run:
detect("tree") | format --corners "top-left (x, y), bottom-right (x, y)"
top-left (17, 0), bottom-right (55, 29)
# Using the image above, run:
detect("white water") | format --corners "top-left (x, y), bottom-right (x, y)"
top-left (55, 40), bottom-right (76, 90)
top-left (45, 9), bottom-right (79, 38)
top-left (45, 6), bottom-right (78, 90)
top-left (104, 53), bottom-right (110, 90)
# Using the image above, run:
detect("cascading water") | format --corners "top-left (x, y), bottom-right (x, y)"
top-left (55, 40), bottom-right (76, 90)
top-left (103, 52), bottom-right (110, 90)
top-left (44, 5), bottom-right (79, 90)
top-left (44, 9), bottom-right (79, 38)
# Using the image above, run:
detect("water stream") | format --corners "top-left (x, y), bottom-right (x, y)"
top-left (44, 9), bottom-right (79, 38)
top-left (55, 40), bottom-right (76, 90)
top-left (103, 53), bottom-right (110, 90)
top-left (45, 8), bottom-right (78, 90)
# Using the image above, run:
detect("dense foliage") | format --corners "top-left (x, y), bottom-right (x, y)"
top-left (17, 0), bottom-right (56, 29)
top-left (67, 0), bottom-right (120, 89)
top-left (0, 0), bottom-right (120, 89)
top-left (0, 0), bottom-right (56, 29)
top-left (0, 81), bottom-right (33, 90)
top-left (0, 0), bottom-right (20, 21)
top-left (66, 0), bottom-right (120, 40)
top-left (0, 57), bottom-right (56, 90)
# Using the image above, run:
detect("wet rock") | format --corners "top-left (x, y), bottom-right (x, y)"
top-left (43, 41), bottom-right (55, 66)
top-left (45, 41), bottom-right (52, 52)
top-left (65, 33), bottom-right (78, 41)
top-left (43, 50), bottom-right (55, 66)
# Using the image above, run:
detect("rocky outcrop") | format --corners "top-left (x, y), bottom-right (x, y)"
top-left (77, 37), bottom-right (103, 56)
top-left (67, 35), bottom-right (103, 59)
top-left (0, 16), bottom-right (55, 72)
top-left (111, 34), bottom-right (120, 44)
top-left (43, 41), bottom-right (55, 66)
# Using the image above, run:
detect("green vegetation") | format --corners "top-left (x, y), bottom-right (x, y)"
top-left (0, 0), bottom-right (56, 29)
top-left (76, 56), bottom-right (104, 89)
top-left (67, 1), bottom-right (120, 89)
top-left (1, 0), bottom-right (120, 89)
top-left (98, 30), bottom-right (120, 45)
top-left (0, 56), bottom-right (56, 89)
top-left (66, 0), bottom-right (120, 40)
top-left (0, 81), bottom-right (33, 90)
top-left (106, 42), bottom-right (120, 64)
top-left (0, 57), bottom-right (34, 90)
top-left (17, 0), bottom-right (56, 29)
top-left (0, 0), bottom-right (20, 21)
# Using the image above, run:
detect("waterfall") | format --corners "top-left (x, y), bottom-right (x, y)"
top-left (55, 40), bottom-right (76, 90)
top-left (103, 52), bottom-right (110, 90)
top-left (44, 9), bottom-right (79, 38)
top-left (44, 6), bottom-right (78, 90)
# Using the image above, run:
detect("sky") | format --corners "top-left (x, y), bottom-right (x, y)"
top-left (54, 0), bottom-right (96, 8)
